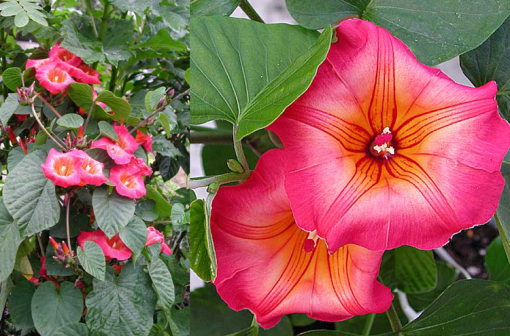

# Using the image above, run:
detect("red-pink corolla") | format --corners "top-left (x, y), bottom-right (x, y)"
top-left (70, 149), bottom-right (108, 186)
top-left (269, 19), bottom-right (510, 252)
top-left (77, 230), bottom-right (132, 261)
top-left (91, 125), bottom-right (139, 164)
top-left (41, 148), bottom-right (82, 187)
top-left (35, 61), bottom-right (75, 95)
top-left (146, 226), bottom-right (172, 255)
top-left (110, 157), bottom-right (152, 199)
top-left (212, 149), bottom-right (393, 328)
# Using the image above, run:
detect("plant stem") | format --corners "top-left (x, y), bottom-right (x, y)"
top-left (239, 0), bottom-right (264, 23)
top-left (31, 102), bottom-right (67, 151)
top-left (233, 127), bottom-right (249, 172)
top-left (37, 233), bottom-right (45, 258)
top-left (98, 3), bottom-right (110, 42)
top-left (109, 65), bottom-right (118, 92)
top-left (85, 0), bottom-right (99, 38)
top-left (362, 313), bottom-right (376, 336)
top-left (190, 171), bottom-right (250, 189)
top-left (0, 30), bottom-right (8, 99)
top-left (37, 95), bottom-right (62, 118)
top-left (251, 315), bottom-right (259, 335)
top-left (386, 303), bottom-right (403, 334)
top-left (190, 131), bottom-right (233, 144)
top-left (66, 194), bottom-right (72, 250)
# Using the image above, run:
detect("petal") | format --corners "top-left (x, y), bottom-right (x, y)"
top-left (161, 243), bottom-right (172, 255)
top-left (212, 150), bottom-right (393, 328)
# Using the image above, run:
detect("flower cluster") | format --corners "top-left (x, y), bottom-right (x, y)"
top-left (211, 19), bottom-right (510, 328)
top-left (28, 42), bottom-right (100, 95)
top-left (77, 226), bottom-right (171, 261)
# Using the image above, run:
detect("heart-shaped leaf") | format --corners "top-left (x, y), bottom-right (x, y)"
top-left (92, 187), bottom-right (135, 239)
top-left (77, 241), bottom-right (106, 281)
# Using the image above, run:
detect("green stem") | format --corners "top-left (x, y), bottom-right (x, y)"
top-left (239, 0), bottom-right (264, 23)
top-left (0, 30), bottom-right (8, 99)
top-left (109, 65), bottom-right (118, 92)
top-left (190, 171), bottom-right (250, 189)
top-left (362, 313), bottom-right (376, 336)
top-left (31, 101), bottom-right (67, 151)
top-left (85, 0), bottom-right (99, 38)
top-left (190, 131), bottom-right (233, 144)
top-left (66, 195), bottom-right (72, 250)
top-left (386, 304), bottom-right (403, 334)
top-left (251, 315), bottom-right (259, 336)
top-left (233, 127), bottom-right (249, 172)
top-left (98, 3), bottom-right (110, 42)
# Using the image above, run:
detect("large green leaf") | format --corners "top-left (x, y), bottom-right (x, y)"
top-left (61, 21), bottom-right (104, 64)
top-left (383, 280), bottom-right (510, 335)
top-left (77, 241), bottom-right (106, 281)
top-left (496, 154), bottom-right (510, 262)
top-left (0, 197), bottom-right (21, 282)
top-left (50, 323), bottom-right (89, 336)
top-left (32, 282), bottom-right (84, 336)
top-left (86, 263), bottom-right (157, 336)
top-left (92, 187), bottom-right (136, 238)
top-left (8, 279), bottom-right (35, 331)
top-left (149, 256), bottom-right (175, 312)
top-left (132, 29), bottom-right (187, 51)
top-left (460, 16), bottom-right (510, 120)
top-left (56, 113), bottom-right (84, 129)
top-left (486, 237), bottom-right (510, 285)
top-left (95, 91), bottom-right (131, 120)
top-left (191, 0), bottom-right (240, 17)
top-left (2, 67), bottom-right (22, 91)
top-left (145, 185), bottom-right (173, 218)
top-left (119, 216), bottom-right (147, 260)
top-left (380, 246), bottom-right (437, 294)
top-left (286, 0), bottom-right (510, 65)
top-left (4, 151), bottom-right (60, 237)
top-left (98, 121), bottom-right (119, 142)
top-left (0, 93), bottom-right (32, 125)
top-left (191, 16), bottom-right (331, 140)
top-left (190, 199), bottom-right (216, 281)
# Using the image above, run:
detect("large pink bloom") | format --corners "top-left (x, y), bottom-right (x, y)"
top-left (110, 157), bottom-right (152, 199)
top-left (212, 149), bottom-right (393, 328)
top-left (135, 130), bottom-right (153, 152)
top-left (41, 148), bottom-right (82, 187)
top-left (91, 125), bottom-right (139, 164)
top-left (146, 227), bottom-right (172, 255)
top-left (49, 42), bottom-right (82, 67)
top-left (77, 230), bottom-right (132, 261)
top-left (35, 61), bottom-right (75, 95)
top-left (268, 19), bottom-right (510, 252)
top-left (70, 149), bottom-right (108, 186)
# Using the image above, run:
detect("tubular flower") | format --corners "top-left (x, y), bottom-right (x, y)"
top-left (91, 125), bottom-right (139, 164)
top-left (35, 61), bottom-right (75, 95)
top-left (70, 149), bottom-right (108, 186)
top-left (26, 58), bottom-right (53, 70)
top-left (77, 230), bottom-right (132, 261)
top-left (110, 157), bottom-right (152, 199)
top-left (268, 19), bottom-right (510, 252)
top-left (41, 148), bottom-right (83, 188)
top-left (135, 130), bottom-right (153, 152)
top-left (146, 226), bottom-right (172, 255)
top-left (59, 62), bottom-right (101, 85)
top-left (49, 42), bottom-right (82, 66)
top-left (211, 149), bottom-right (393, 328)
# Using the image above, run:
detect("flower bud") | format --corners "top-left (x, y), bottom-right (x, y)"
top-left (7, 127), bottom-right (17, 145)
top-left (78, 125), bottom-right (84, 139)
top-left (156, 96), bottom-right (166, 109)
top-left (167, 89), bottom-right (175, 99)
top-left (17, 82), bottom-right (36, 106)
top-left (49, 236), bottom-right (59, 250)
top-left (207, 183), bottom-right (220, 194)
top-left (227, 159), bottom-right (244, 173)
top-left (19, 137), bottom-right (27, 155)
top-left (62, 241), bottom-right (70, 255)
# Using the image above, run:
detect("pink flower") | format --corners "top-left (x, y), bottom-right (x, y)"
top-left (211, 149), bottom-right (392, 328)
top-left (41, 148), bottom-right (82, 187)
top-left (135, 130), bottom-right (153, 152)
top-left (26, 58), bottom-right (53, 70)
top-left (35, 61), bottom-right (75, 95)
top-left (146, 227), bottom-right (172, 255)
top-left (91, 125), bottom-right (139, 164)
top-left (70, 149), bottom-right (108, 186)
top-left (59, 62), bottom-right (101, 85)
top-left (49, 42), bottom-right (82, 66)
top-left (77, 230), bottom-right (132, 261)
top-left (268, 19), bottom-right (510, 252)
top-left (110, 157), bottom-right (152, 199)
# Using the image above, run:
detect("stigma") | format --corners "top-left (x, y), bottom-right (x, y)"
top-left (370, 127), bottom-right (395, 160)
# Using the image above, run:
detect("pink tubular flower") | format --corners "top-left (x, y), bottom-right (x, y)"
top-left (70, 149), bottom-right (108, 186)
top-left (146, 227), bottom-right (172, 255)
top-left (135, 130), bottom-right (153, 152)
top-left (59, 62), bottom-right (101, 85)
top-left (41, 148), bottom-right (83, 187)
top-left (211, 149), bottom-right (393, 328)
top-left (35, 61), bottom-right (75, 95)
top-left (26, 58), bottom-right (53, 70)
top-left (77, 230), bottom-right (132, 261)
top-left (110, 157), bottom-right (152, 199)
top-left (49, 42), bottom-right (82, 66)
top-left (91, 125), bottom-right (139, 164)
top-left (268, 19), bottom-right (510, 252)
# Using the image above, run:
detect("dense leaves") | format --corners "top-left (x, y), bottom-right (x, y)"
top-left (0, 197), bottom-right (20, 283)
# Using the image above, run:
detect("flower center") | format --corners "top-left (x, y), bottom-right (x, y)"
top-left (54, 159), bottom-right (74, 176)
top-left (303, 230), bottom-right (319, 253)
top-left (370, 127), bottom-right (395, 160)
top-left (48, 69), bottom-right (67, 83)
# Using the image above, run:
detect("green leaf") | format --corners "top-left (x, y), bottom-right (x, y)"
top-left (145, 87), bottom-right (166, 112)
top-left (66, 83), bottom-right (93, 111)
top-left (61, 21), bottom-right (104, 64)
top-left (385, 280), bottom-right (510, 335)
top-left (202, 144), bottom-right (259, 176)
top-left (132, 29), bottom-right (187, 52)
top-left (98, 121), bottom-right (119, 142)
top-left (191, 0), bottom-right (240, 17)
top-left (2, 67), bottom-right (22, 91)
top-left (190, 199), bottom-right (217, 281)
top-left (14, 9), bottom-right (29, 27)
top-left (4, 151), bottom-right (60, 237)
top-left (152, 135), bottom-right (182, 157)
top-left (286, 0), bottom-right (510, 65)
top-left (146, 185), bottom-right (173, 218)
top-left (92, 187), bottom-right (135, 239)
top-left (160, 106), bottom-right (178, 135)
top-left (95, 91), bottom-right (131, 120)
top-left (486, 237), bottom-right (510, 284)
top-left (149, 256), bottom-right (175, 312)
top-left (77, 241), bottom-right (106, 281)
top-left (56, 113), bottom-right (84, 129)
top-left (296, 332), bottom-right (371, 336)
top-left (171, 203), bottom-right (187, 226)
top-left (50, 323), bottom-right (89, 336)
top-left (460, 16), bottom-right (510, 120)
top-left (109, 0), bottom-right (157, 16)
top-left (0, 197), bottom-right (21, 282)
top-left (0, 277), bottom-right (13, 324)
top-left (191, 17), bottom-right (331, 140)
top-left (8, 279), bottom-right (35, 330)
top-left (86, 263), bottom-right (157, 336)
top-left (32, 282), bottom-right (84, 336)
top-left (380, 246), bottom-right (437, 294)
top-left (49, 206), bottom-right (89, 239)
top-left (496, 154), bottom-right (510, 262)
top-left (119, 216), bottom-right (147, 260)
top-left (0, 93), bottom-right (32, 125)
top-left (184, 68), bottom-right (190, 84)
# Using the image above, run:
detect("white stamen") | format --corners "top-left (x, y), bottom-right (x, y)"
top-left (388, 147), bottom-right (395, 155)
top-left (55, 76), bottom-right (59, 82)
top-left (85, 165), bottom-right (91, 172)
top-left (112, 242), bottom-right (116, 248)
top-left (60, 165), bottom-right (66, 173)
top-left (382, 126), bottom-right (391, 134)
top-left (307, 230), bottom-right (319, 244)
